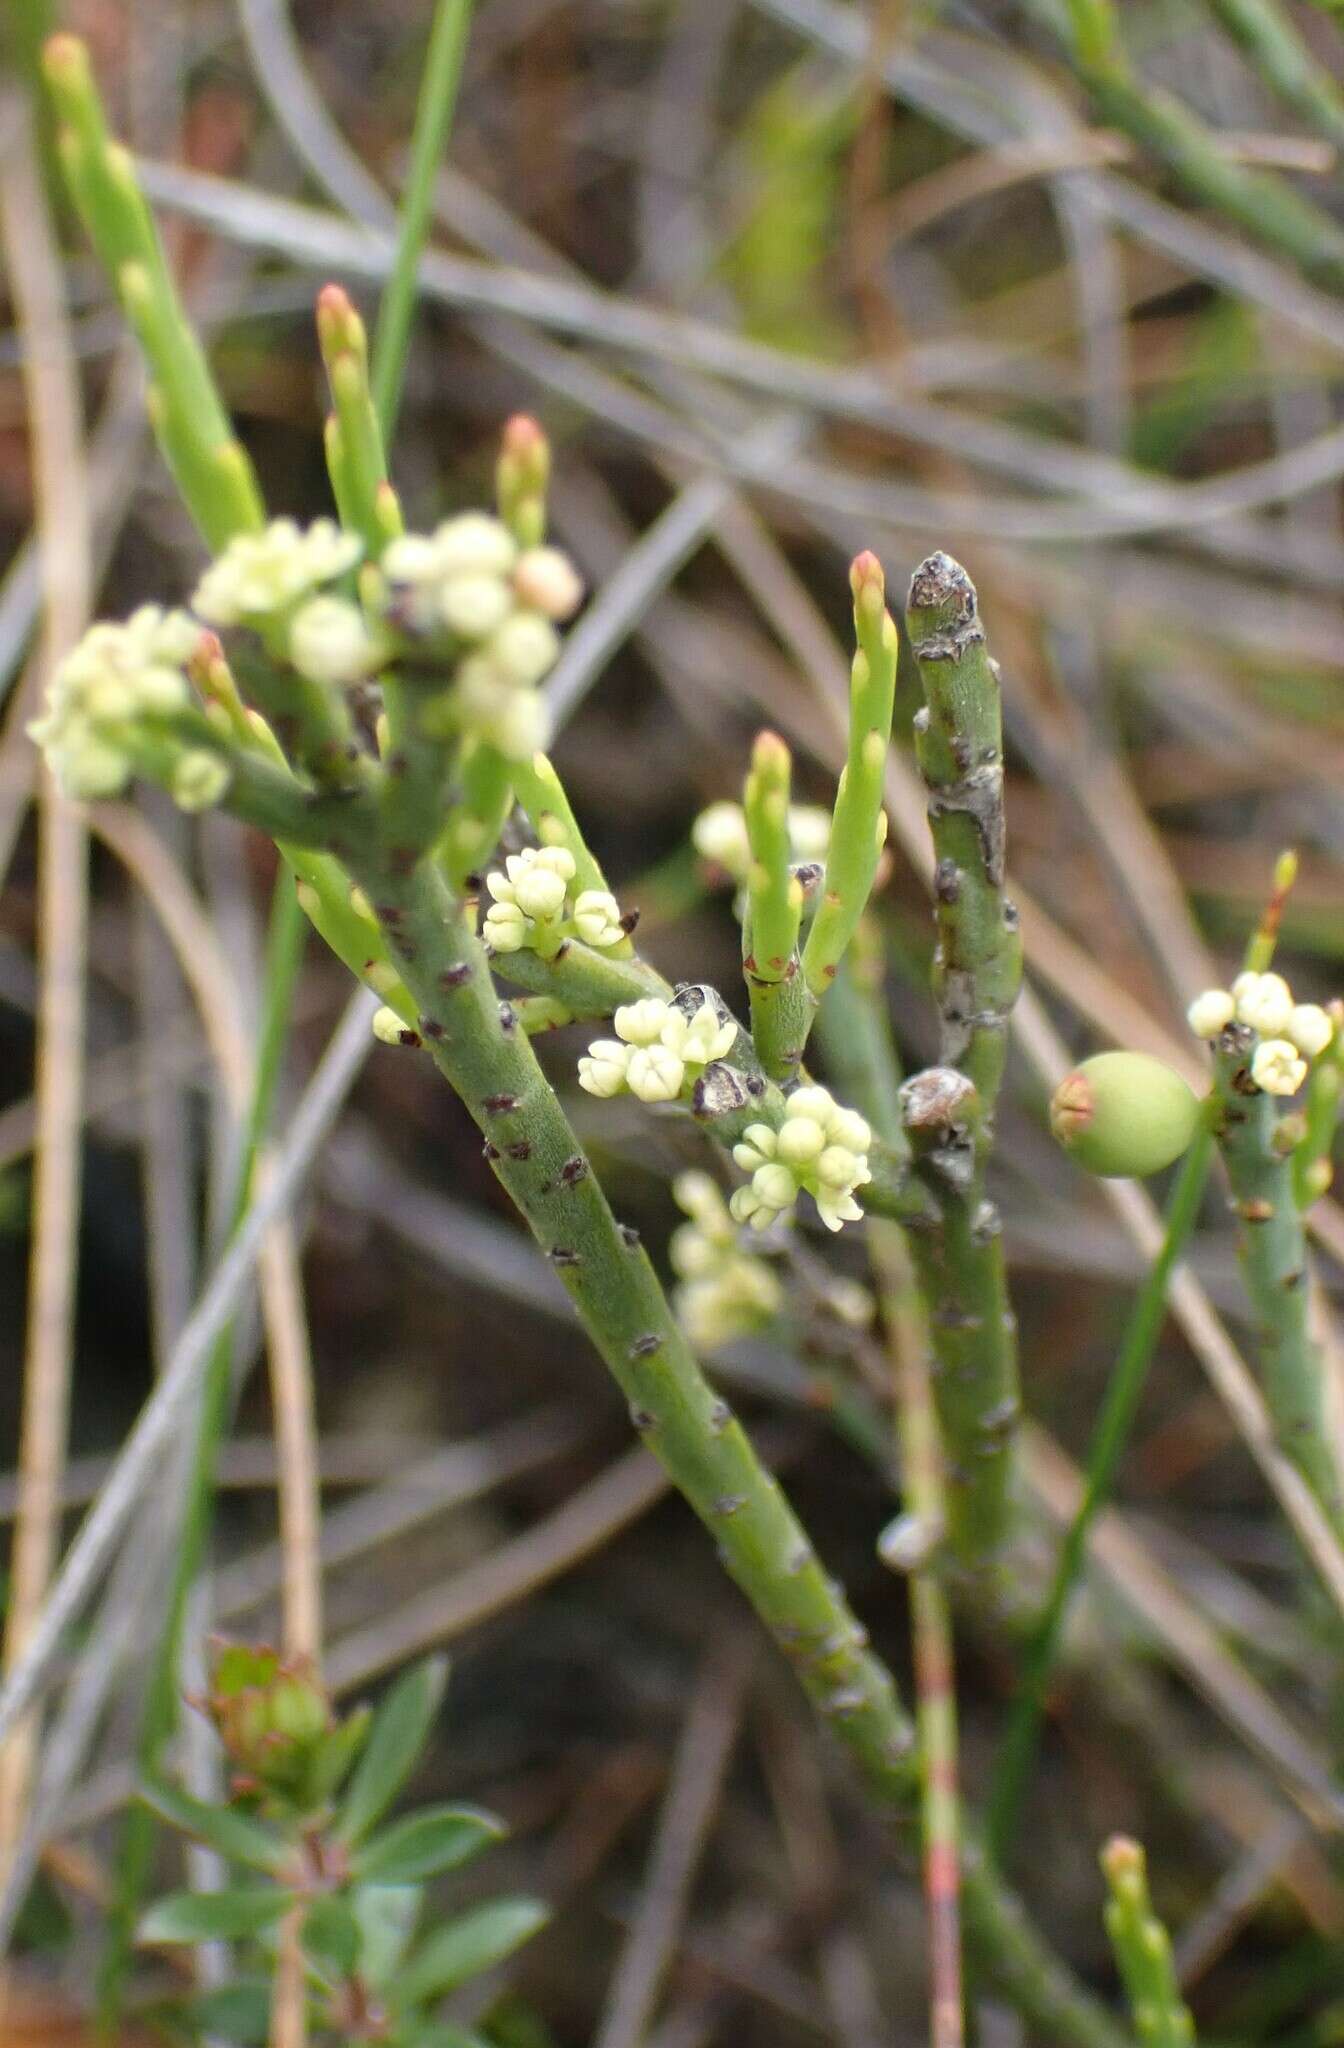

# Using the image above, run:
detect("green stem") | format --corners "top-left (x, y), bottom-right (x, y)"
top-left (1023, 0), bottom-right (1344, 289)
top-left (903, 553), bottom-right (1023, 1572)
top-left (1212, 1039), bottom-right (1343, 1529)
top-left (371, 0), bottom-right (477, 438)
top-left (341, 851), bottom-right (1123, 2048)
top-left (985, 1113), bottom-right (1216, 1868)
top-left (1099, 1837), bottom-right (1195, 2047)
top-left (743, 732), bottom-right (807, 1080)
top-left (1207, 0), bottom-right (1344, 152)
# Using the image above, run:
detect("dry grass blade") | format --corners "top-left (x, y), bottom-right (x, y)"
top-left (0, 95), bottom-right (92, 1901)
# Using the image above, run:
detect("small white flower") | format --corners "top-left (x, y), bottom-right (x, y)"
top-left (614, 999), bottom-right (671, 1047)
top-left (828, 1107), bottom-right (873, 1154)
top-left (572, 889), bottom-right (624, 948)
top-left (675, 1000), bottom-right (738, 1065)
top-left (1251, 1038), bottom-right (1308, 1096)
top-left (729, 1183), bottom-right (777, 1231)
top-left (672, 1171), bottom-right (729, 1232)
top-left (432, 512), bottom-right (518, 580)
top-left (508, 847), bottom-right (573, 921)
top-left (513, 546), bottom-right (584, 621)
top-left (816, 1144), bottom-right (863, 1189)
top-left (691, 801), bottom-right (750, 878)
top-left (815, 1188), bottom-right (865, 1232)
top-left (482, 899), bottom-right (529, 952)
top-left (193, 518), bottom-right (361, 626)
top-left (1235, 971), bottom-right (1294, 1036)
top-left (784, 1086), bottom-right (837, 1127)
top-left (28, 608), bottom-right (198, 801)
top-left (1287, 1003), bottom-right (1334, 1059)
top-left (752, 1162), bottom-right (798, 1212)
top-left (1187, 988), bottom-right (1236, 1040)
top-left (776, 1116), bottom-right (826, 1168)
top-left (487, 611), bottom-right (561, 689)
top-left (440, 573), bottom-right (514, 641)
top-left (288, 596), bottom-right (378, 685)
top-left (488, 687), bottom-right (551, 762)
top-left (171, 749), bottom-right (231, 812)
top-left (381, 534), bottom-right (443, 585)
top-left (578, 1039), bottom-right (630, 1097)
top-left (732, 1125), bottom-right (778, 1174)
top-left (627, 1044), bottom-right (685, 1103)
top-left (669, 1224), bottom-right (720, 1279)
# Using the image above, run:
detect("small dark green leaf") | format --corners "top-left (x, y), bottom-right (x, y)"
top-left (355, 1803), bottom-right (504, 1886)
top-left (184, 1981), bottom-right (272, 2043)
top-left (336, 1656), bottom-right (448, 1844)
top-left (397, 1898), bottom-right (549, 2009)
top-left (302, 1894), bottom-right (362, 1977)
top-left (353, 1882), bottom-right (422, 1990)
top-left (304, 1703), bottom-right (373, 1806)
top-left (140, 1778), bottom-right (286, 1872)
top-left (139, 1886), bottom-right (289, 1945)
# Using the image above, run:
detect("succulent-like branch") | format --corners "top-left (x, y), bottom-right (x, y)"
top-left (800, 552), bottom-right (898, 1004)
top-left (41, 36), bottom-right (264, 550)
top-left (903, 554), bottom-right (1023, 1571)
top-left (1207, 0), bottom-right (1344, 152)
top-left (1099, 1836), bottom-right (1195, 2047)
top-left (743, 731), bottom-right (808, 1080)
top-left (1211, 1027), bottom-right (1344, 1530)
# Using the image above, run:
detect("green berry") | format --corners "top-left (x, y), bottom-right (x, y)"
top-left (1050, 1052), bottom-right (1200, 1179)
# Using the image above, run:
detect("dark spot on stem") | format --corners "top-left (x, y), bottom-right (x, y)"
top-left (560, 1156), bottom-right (588, 1186)
top-left (419, 1017), bottom-right (445, 1041)
top-left (483, 1093), bottom-right (520, 1114)
top-left (440, 962), bottom-right (472, 989)
top-left (629, 1333), bottom-right (661, 1358)
top-left (548, 1247), bottom-right (581, 1267)
top-left (619, 1223), bottom-right (641, 1249)
top-left (505, 1141), bottom-right (532, 1161)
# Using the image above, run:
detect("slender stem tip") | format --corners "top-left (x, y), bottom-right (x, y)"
top-left (42, 33), bottom-right (89, 85)
top-left (849, 548), bottom-right (885, 608)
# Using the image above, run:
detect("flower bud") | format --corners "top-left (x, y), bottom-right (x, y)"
top-left (1287, 1003), bottom-right (1333, 1058)
top-left (1050, 1052), bottom-right (1201, 1179)
top-left (488, 611), bottom-right (561, 688)
top-left (513, 546), bottom-right (584, 621)
top-left (1186, 988), bottom-right (1235, 1040)
top-left (171, 749), bottom-right (231, 813)
top-left (288, 596), bottom-right (377, 685)
top-left (578, 1039), bottom-right (630, 1097)
top-left (1233, 970), bottom-right (1294, 1036)
top-left (440, 572), bottom-right (514, 640)
top-left (433, 512), bottom-right (517, 579)
top-left (752, 1162), bottom-right (798, 1211)
top-left (615, 999), bottom-right (671, 1047)
top-left (1250, 1038), bottom-right (1307, 1097)
top-left (691, 801), bottom-right (750, 879)
top-left (776, 1116), bottom-right (826, 1167)
top-left (482, 900), bottom-right (529, 952)
top-left (627, 1044), bottom-right (685, 1102)
top-left (512, 865), bottom-right (568, 920)
top-left (572, 889), bottom-right (624, 948)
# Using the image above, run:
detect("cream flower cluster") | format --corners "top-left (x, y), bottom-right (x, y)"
top-left (1187, 971), bottom-right (1334, 1098)
top-left (578, 997), bottom-right (738, 1104)
top-left (691, 799), bottom-right (832, 882)
top-left (481, 846), bottom-right (624, 956)
top-left (381, 514), bottom-right (583, 762)
top-left (192, 517), bottom-right (380, 689)
top-left (668, 1171), bottom-right (782, 1353)
top-left (730, 1086), bottom-right (872, 1233)
top-left (29, 607), bottom-right (202, 800)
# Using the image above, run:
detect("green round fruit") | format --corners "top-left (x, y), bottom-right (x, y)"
top-left (1050, 1051), bottom-right (1200, 1179)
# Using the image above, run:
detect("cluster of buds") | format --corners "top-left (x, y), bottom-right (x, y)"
top-left (1187, 971), bottom-right (1334, 1096)
top-left (199, 1641), bottom-right (336, 1806)
top-left (730, 1085), bottom-right (873, 1233)
top-left (668, 1171), bottom-right (782, 1353)
top-left (482, 846), bottom-right (624, 955)
top-left (578, 995), bottom-right (738, 1104)
top-left (379, 512), bottom-right (582, 761)
top-left (28, 605), bottom-right (214, 802)
top-left (193, 517), bottom-right (379, 686)
top-left (692, 798), bottom-right (831, 886)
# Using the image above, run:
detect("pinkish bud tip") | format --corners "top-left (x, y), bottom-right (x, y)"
top-left (43, 33), bottom-right (86, 80)
top-left (502, 413), bottom-right (545, 455)
top-left (852, 548), bottom-right (880, 602)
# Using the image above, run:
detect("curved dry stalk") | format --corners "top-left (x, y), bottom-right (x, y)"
top-left (0, 101), bottom-right (92, 1898)
top-left (88, 805), bottom-right (323, 1666)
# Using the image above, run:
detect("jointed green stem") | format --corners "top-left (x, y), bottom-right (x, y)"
top-left (41, 36), bottom-right (264, 550)
top-left (1212, 1037), bottom-right (1343, 1531)
top-left (903, 553), bottom-right (1023, 1571)
top-left (801, 552), bottom-right (898, 1007)
top-left (743, 731), bottom-right (807, 1080)
top-left (1099, 1837), bottom-right (1195, 2047)
top-left (1207, 0), bottom-right (1344, 152)
top-left (1023, 0), bottom-right (1344, 289)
